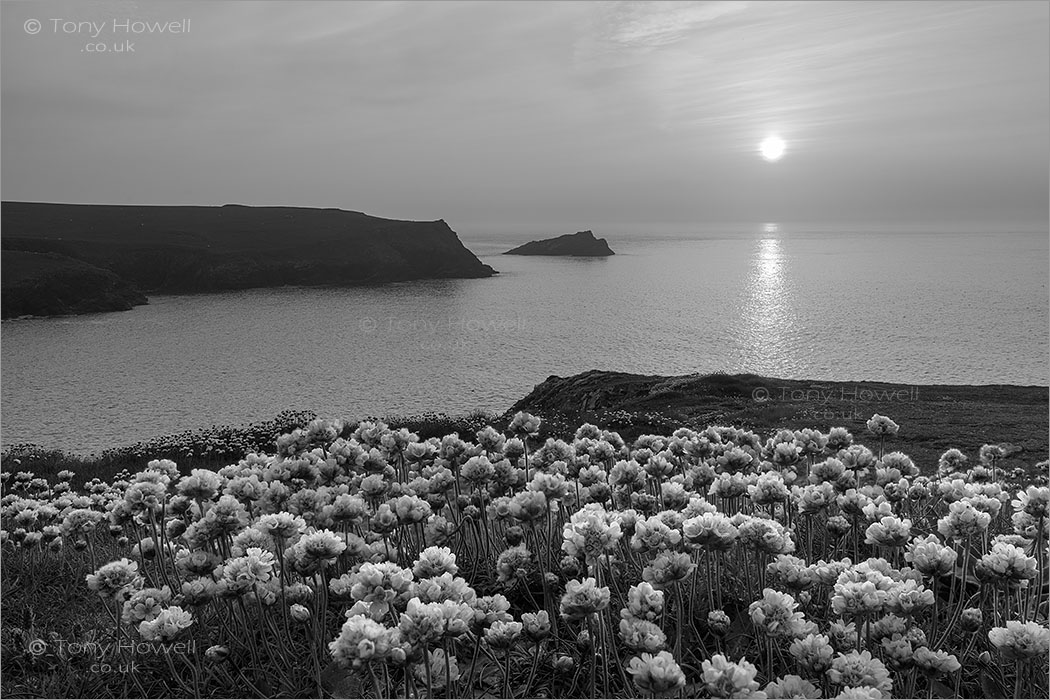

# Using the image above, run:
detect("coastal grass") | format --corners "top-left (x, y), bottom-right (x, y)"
top-left (510, 371), bottom-right (1050, 481)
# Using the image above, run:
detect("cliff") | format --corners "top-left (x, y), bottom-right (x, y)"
top-left (1, 202), bottom-right (496, 318)
top-left (504, 230), bottom-right (614, 256)
top-left (1, 250), bottom-right (148, 318)
top-left (509, 370), bottom-right (1048, 473)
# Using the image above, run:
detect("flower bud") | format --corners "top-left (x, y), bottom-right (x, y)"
top-left (389, 645), bottom-right (408, 667)
top-left (904, 627), bottom-right (928, 648)
top-left (289, 604), bottom-right (311, 623)
top-left (166, 519), bottom-right (188, 540)
top-left (960, 608), bottom-right (983, 633)
top-left (553, 655), bottom-right (575, 673)
top-left (505, 525), bottom-right (524, 546)
top-left (560, 555), bottom-right (582, 579)
top-left (707, 610), bottom-right (731, 636)
top-left (826, 515), bottom-right (852, 538)
top-left (205, 645), bottom-right (229, 663)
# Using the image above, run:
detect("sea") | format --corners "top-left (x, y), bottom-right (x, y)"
top-left (2, 222), bottom-right (1047, 456)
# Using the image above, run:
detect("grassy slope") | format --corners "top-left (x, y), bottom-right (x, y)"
top-left (510, 370), bottom-right (1049, 474)
top-left (3, 202), bottom-right (476, 253)
top-left (3, 249), bottom-right (103, 284)
top-left (1, 202), bottom-right (496, 315)
top-left (1, 250), bottom-right (148, 317)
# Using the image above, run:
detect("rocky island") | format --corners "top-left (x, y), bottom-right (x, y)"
top-left (504, 230), bottom-right (614, 256)
top-left (1, 202), bottom-right (496, 318)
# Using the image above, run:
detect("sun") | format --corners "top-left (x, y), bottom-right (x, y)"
top-left (759, 135), bottom-right (786, 162)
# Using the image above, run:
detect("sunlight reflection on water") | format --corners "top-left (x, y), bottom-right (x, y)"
top-left (744, 237), bottom-right (793, 374)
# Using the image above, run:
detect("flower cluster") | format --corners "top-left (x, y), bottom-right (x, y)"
top-left (1, 412), bottom-right (1046, 699)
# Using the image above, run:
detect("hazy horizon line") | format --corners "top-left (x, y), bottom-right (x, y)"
top-left (2, 199), bottom-right (1047, 231)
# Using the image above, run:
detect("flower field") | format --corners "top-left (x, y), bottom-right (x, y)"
top-left (1, 412), bottom-right (1048, 699)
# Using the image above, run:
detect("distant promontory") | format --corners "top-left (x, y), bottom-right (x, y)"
top-left (504, 230), bottom-right (614, 256)
top-left (1, 202), bottom-right (496, 319)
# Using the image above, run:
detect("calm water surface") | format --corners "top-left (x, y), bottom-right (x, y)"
top-left (2, 224), bottom-right (1047, 455)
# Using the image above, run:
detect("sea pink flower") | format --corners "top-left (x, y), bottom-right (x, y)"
top-left (559, 577), bottom-right (610, 621)
top-left (701, 654), bottom-right (764, 698)
top-left (988, 621), bottom-right (1050, 660)
top-left (628, 651), bottom-right (687, 697)
top-left (138, 605), bottom-right (193, 642)
top-left (827, 651), bottom-right (892, 694)
top-left (749, 588), bottom-right (811, 639)
top-left (765, 675), bottom-right (822, 699)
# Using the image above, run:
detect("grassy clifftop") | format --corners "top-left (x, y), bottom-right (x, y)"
top-left (1, 250), bottom-right (147, 318)
top-left (1, 202), bottom-right (496, 317)
top-left (510, 370), bottom-right (1049, 474)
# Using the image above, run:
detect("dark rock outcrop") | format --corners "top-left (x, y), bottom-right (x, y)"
top-left (504, 230), bottom-right (614, 256)
top-left (2, 250), bottom-right (148, 318)
top-left (2, 202), bottom-right (497, 318)
top-left (510, 370), bottom-right (747, 415)
top-left (508, 370), bottom-right (1049, 473)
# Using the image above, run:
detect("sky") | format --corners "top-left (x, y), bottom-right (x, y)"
top-left (2, 0), bottom-right (1048, 230)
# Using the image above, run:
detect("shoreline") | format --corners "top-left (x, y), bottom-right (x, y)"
top-left (0, 272), bottom-right (506, 323)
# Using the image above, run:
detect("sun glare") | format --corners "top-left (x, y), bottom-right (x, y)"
top-left (760, 135), bottom-right (786, 162)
